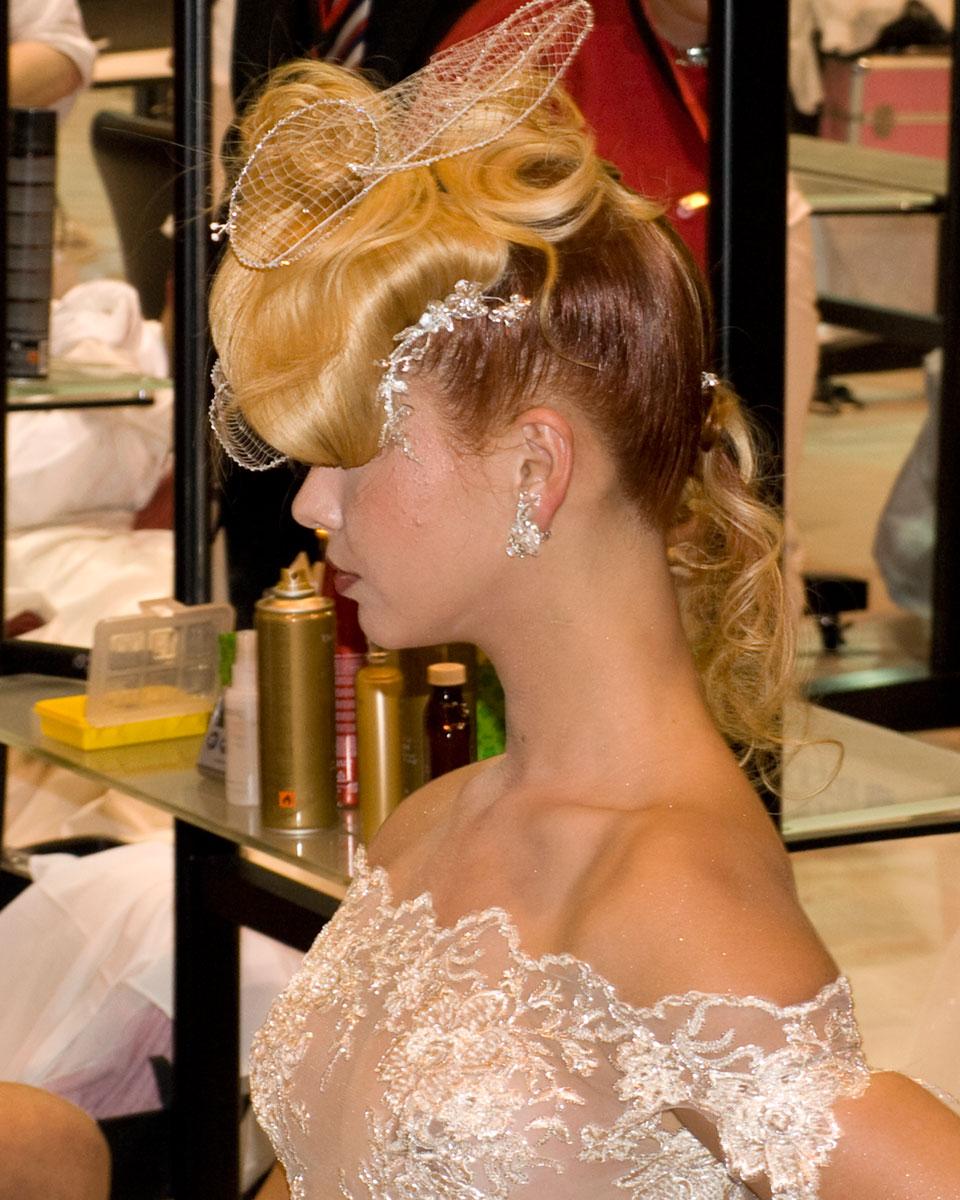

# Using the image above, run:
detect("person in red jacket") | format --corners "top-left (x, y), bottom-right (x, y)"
top-left (439, 0), bottom-right (711, 269)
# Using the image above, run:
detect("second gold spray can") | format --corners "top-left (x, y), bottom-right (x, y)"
top-left (255, 567), bottom-right (337, 831)
top-left (356, 646), bottom-right (404, 843)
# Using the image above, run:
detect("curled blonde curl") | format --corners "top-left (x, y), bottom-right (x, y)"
top-left (669, 383), bottom-right (795, 784)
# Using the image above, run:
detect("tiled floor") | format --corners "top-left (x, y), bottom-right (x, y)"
top-left (790, 366), bottom-right (960, 1094)
top-left (45, 99), bottom-right (960, 1099)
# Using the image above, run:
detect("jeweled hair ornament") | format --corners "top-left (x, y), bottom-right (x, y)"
top-left (212, 0), bottom-right (594, 269)
top-left (378, 280), bottom-right (530, 457)
top-left (699, 372), bottom-right (723, 452)
top-left (210, 281), bottom-right (531, 470)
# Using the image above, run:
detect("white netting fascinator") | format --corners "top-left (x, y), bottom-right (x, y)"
top-left (216, 0), bottom-right (594, 270)
top-left (210, 359), bottom-right (286, 471)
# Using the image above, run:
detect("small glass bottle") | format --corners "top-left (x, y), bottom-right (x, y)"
top-left (425, 662), bottom-right (471, 780)
top-left (224, 629), bottom-right (259, 807)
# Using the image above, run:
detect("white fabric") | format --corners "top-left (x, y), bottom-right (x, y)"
top-left (872, 349), bottom-right (938, 617)
top-left (0, 843), bottom-right (304, 1110)
top-left (50, 279), bottom-right (169, 377)
top-left (11, 0), bottom-right (97, 120)
top-left (6, 524), bottom-right (175, 647)
top-left (3, 757), bottom-right (173, 849)
top-left (8, 281), bottom-right (172, 532)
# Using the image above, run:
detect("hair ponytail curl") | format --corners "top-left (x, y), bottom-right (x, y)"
top-left (668, 382), bottom-right (795, 786)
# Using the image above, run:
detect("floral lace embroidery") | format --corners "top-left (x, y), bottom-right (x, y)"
top-left (250, 847), bottom-right (871, 1200)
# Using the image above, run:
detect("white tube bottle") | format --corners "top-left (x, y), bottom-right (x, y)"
top-left (225, 629), bottom-right (260, 806)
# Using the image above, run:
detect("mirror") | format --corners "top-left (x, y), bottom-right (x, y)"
top-left (788, 4), bottom-right (949, 694)
top-left (6, 0), bottom-right (176, 649)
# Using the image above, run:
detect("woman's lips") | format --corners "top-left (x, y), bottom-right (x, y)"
top-left (327, 560), bottom-right (360, 593)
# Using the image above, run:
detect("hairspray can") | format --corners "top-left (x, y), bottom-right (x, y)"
top-left (7, 109), bottom-right (57, 378)
top-left (255, 567), bottom-right (337, 831)
top-left (356, 645), bottom-right (403, 843)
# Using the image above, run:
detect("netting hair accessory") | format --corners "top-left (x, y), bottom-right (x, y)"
top-left (377, 279), bottom-right (531, 458)
top-left (216, 0), bottom-right (594, 269)
top-left (209, 359), bottom-right (288, 471)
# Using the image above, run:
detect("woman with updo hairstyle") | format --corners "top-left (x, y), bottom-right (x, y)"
top-left (210, 5), bottom-right (960, 1198)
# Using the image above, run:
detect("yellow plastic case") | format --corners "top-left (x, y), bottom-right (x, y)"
top-left (34, 693), bottom-right (211, 751)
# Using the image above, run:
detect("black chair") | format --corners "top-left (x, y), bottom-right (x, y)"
top-left (90, 110), bottom-right (177, 321)
top-left (804, 571), bottom-right (869, 652)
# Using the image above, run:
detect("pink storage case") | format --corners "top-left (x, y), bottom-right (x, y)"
top-left (819, 52), bottom-right (949, 159)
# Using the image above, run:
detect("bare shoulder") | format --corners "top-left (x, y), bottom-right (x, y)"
top-left (365, 758), bottom-right (495, 882)
top-left (562, 795), bottom-right (838, 1011)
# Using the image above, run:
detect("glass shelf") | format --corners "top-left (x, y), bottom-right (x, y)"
top-left (0, 675), bottom-right (353, 893)
top-left (792, 169), bottom-right (938, 215)
top-left (781, 702), bottom-right (960, 846)
top-left (6, 363), bottom-right (169, 410)
top-left (3, 676), bottom-right (960, 873)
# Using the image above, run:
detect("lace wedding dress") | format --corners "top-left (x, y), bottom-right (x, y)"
top-left (250, 848), bottom-right (871, 1199)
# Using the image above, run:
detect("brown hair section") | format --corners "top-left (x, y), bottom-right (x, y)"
top-left (424, 208), bottom-right (711, 530)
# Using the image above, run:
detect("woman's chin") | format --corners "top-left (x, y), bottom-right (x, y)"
top-left (357, 611), bottom-right (454, 653)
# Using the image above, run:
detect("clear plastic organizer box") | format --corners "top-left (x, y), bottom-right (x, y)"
top-left (34, 599), bottom-right (235, 749)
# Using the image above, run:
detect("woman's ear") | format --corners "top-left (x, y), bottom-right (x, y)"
top-left (512, 406), bottom-right (574, 531)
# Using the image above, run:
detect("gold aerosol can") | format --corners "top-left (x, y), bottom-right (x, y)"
top-left (255, 566), bottom-right (337, 831)
top-left (356, 645), bottom-right (404, 843)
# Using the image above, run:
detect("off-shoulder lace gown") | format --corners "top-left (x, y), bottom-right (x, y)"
top-left (250, 848), bottom-right (871, 1200)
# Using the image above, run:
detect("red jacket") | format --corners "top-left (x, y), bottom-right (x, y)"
top-left (438, 0), bottom-right (709, 268)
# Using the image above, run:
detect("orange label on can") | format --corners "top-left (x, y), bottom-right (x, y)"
top-left (278, 790), bottom-right (297, 809)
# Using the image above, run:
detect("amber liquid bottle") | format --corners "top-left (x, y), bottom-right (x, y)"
top-left (425, 662), bottom-right (472, 780)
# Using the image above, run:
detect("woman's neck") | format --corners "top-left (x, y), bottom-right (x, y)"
top-left (477, 533), bottom-right (727, 801)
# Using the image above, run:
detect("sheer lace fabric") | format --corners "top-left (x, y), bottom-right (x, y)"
top-left (250, 848), bottom-right (870, 1199)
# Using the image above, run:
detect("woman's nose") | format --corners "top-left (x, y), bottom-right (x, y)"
top-left (291, 467), bottom-right (344, 531)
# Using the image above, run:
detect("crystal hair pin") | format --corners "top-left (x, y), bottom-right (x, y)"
top-left (221, 0), bottom-right (594, 269)
top-left (378, 280), bottom-right (531, 458)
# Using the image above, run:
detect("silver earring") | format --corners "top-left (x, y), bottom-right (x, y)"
top-left (505, 489), bottom-right (550, 559)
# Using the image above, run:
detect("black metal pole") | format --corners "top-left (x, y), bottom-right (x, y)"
top-left (931, 0), bottom-right (960, 673)
top-left (708, 0), bottom-right (789, 823)
top-left (0, 0), bottom-right (7, 636)
top-left (172, 822), bottom-right (241, 1200)
top-left (173, 0), bottom-right (212, 606)
top-left (172, 2), bottom-right (234, 1196)
top-left (708, 0), bottom-right (788, 495)
top-left (0, 0), bottom-right (9, 839)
